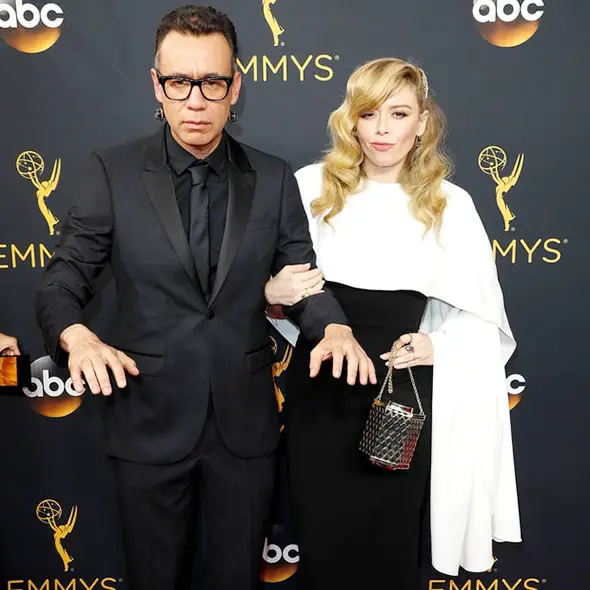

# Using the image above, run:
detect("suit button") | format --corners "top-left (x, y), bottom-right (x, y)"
top-left (206, 309), bottom-right (215, 319)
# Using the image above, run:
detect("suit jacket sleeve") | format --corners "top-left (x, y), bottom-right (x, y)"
top-left (36, 153), bottom-right (114, 364)
top-left (271, 162), bottom-right (348, 343)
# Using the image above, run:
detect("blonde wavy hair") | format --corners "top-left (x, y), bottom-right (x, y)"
top-left (312, 57), bottom-right (453, 233)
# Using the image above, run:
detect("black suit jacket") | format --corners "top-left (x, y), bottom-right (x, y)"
top-left (36, 127), bottom-right (347, 464)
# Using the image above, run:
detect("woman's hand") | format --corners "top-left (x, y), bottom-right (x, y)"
top-left (265, 264), bottom-right (325, 306)
top-left (379, 332), bottom-right (433, 369)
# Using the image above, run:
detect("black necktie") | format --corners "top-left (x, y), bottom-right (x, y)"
top-left (189, 163), bottom-right (211, 298)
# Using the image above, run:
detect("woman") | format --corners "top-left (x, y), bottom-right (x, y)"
top-left (265, 58), bottom-right (521, 589)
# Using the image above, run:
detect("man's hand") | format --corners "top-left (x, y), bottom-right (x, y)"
top-left (0, 332), bottom-right (20, 356)
top-left (309, 324), bottom-right (377, 386)
top-left (60, 324), bottom-right (139, 396)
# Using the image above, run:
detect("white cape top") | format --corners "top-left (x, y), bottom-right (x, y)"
top-left (294, 163), bottom-right (522, 576)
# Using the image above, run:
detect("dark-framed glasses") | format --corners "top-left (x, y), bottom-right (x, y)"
top-left (157, 72), bottom-right (234, 102)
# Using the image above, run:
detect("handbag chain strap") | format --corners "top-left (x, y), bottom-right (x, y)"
top-left (375, 341), bottom-right (424, 415)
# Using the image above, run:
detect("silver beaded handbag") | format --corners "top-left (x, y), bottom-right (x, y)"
top-left (359, 345), bottom-right (426, 471)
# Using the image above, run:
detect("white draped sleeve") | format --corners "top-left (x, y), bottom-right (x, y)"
top-left (418, 174), bottom-right (521, 573)
top-left (423, 306), bottom-right (521, 574)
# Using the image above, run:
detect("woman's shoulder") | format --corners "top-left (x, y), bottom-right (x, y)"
top-left (296, 161), bottom-right (325, 184)
top-left (441, 179), bottom-right (482, 219)
top-left (295, 161), bottom-right (323, 182)
top-left (441, 179), bottom-right (474, 205)
top-left (294, 162), bottom-right (324, 206)
top-left (439, 179), bottom-right (490, 242)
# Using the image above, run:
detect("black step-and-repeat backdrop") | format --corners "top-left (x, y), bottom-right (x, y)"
top-left (1, 1), bottom-right (588, 588)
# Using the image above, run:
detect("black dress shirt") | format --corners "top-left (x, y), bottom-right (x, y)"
top-left (165, 125), bottom-right (228, 290)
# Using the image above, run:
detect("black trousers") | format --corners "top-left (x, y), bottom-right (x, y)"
top-left (110, 406), bottom-right (277, 590)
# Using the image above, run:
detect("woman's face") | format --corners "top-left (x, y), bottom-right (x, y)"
top-left (356, 84), bottom-right (428, 180)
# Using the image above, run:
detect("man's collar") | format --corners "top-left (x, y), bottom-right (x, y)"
top-left (165, 125), bottom-right (227, 176)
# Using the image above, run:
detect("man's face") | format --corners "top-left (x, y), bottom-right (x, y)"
top-left (151, 31), bottom-right (241, 157)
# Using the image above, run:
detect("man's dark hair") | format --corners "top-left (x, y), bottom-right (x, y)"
top-left (155, 5), bottom-right (239, 68)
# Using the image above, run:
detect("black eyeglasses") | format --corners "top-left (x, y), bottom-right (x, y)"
top-left (157, 72), bottom-right (234, 102)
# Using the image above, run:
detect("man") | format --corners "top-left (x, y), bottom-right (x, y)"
top-left (36, 6), bottom-right (375, 590)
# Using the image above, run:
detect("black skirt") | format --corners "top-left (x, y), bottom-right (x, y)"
top-left (284, 283), bottom-right (433, 590)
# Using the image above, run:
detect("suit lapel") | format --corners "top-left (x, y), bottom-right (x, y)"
top-left (141, 127), bottom-right (202, 296)
top-left (210, 136), bottom-right (256, 305)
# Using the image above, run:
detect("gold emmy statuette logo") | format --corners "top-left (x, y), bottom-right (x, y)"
top-left (16, 150), bottom-right (61, 236)
top-left (270, 336), bottom-right (293, 426)
top-left (36, 499), bottom-right (77, 572)
top-left (262, 0), bottom-right (285, 47)
top-left (478, 145), bottom-right (524, 232)
top-left (472, 0), bottom-right (544, 47)
top-left (0, 0), bottom-right (64, 53)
